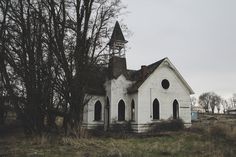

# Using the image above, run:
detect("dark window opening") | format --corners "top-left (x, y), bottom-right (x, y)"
top-left (131, 100), bottom-right (135, 121)
top-left (153, 99), bottom-right (160, 120)
top-left (173, 100), bottom-right (179, 119)
top-left (105, 97), bottom-right (110, 129)
top-left (94, 101), bottom-right (102, 121)
top-left (161, 79), bottom-right (170, 89)
top-left (118, 100), bottom-right (125, 121)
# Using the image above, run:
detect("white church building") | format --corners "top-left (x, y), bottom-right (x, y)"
top-left (83, 22), bottom-right (194, 132)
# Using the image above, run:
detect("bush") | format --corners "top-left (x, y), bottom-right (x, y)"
top-left (188, 125), bottom-right (206, 134)
top-left (87, 121), bottom-right (133, 138)
top-left (110, 120), bottom-right (133, 133)
top-left (149, 119), bottom-right (184, 133)
top-left (209, 123), bottom-right (236, 140)
top-left (209, 124), bottom-right (227, 138)
top-left (87, 125), bottom-right (105, 137)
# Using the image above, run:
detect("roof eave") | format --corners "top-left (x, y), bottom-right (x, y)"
top-left (164, 58), bottom-right (195, 95)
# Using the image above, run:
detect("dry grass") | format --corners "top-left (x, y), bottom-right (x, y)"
top-left (1, 129), bottom-right (235, 157)
top-left (1, 114), bottom-right (236, 157)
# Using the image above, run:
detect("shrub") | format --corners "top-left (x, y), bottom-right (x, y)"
top-left (188, 125), bottom-right (206, 134)
top-left (88, 125), bottom-right (105, 137)
top-left (229, 126), bottom-right (236, 139)
top-left (209, 124), bottom-right (227, 138)
top-left (149, 119), bottom-right (184, 133)
top-left (105, 121), bottom-right (133, 138)
top-left (87, 121), bottom-right (133, 138)
top-left (209, 123), bottom-right (236, 140)
top-left (110, 120), bottom-right (133, 133)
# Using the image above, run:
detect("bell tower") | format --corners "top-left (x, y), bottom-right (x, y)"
top-left (108, 21), bottom-right (128, 58)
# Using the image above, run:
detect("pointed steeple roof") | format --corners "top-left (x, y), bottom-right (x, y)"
top-left (108, 21), bottom-right (127, 46)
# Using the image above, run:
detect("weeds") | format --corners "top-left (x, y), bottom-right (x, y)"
top-left (148, 119), bottom-right (184, 133)
top-left (208, 122), bottom-right (236, 141)
top-left (1, 115), bottom-right (236, 157)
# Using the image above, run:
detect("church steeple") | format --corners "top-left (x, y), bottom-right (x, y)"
top-left (108, 21), bottom-right (128, 58)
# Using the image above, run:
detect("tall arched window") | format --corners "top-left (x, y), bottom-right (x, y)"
top-left (173, 100), bottom-right (179, 119)
top-left (105, 97), bottom-right (110, 129)
top-left (94, 101), bottom-right (102, 121)
top-left (131, 100), bottom-right (135, 121)
top-left (153, 99), bottom-right (160, 120)
top-left (118, 100), bottom-right (125, 121)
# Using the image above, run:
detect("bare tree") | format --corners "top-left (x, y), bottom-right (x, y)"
top-left (221, 99), bottom-right (229, 114)
top-left (190, 96), bottom-right (196, 110)
top-left (212, 95), bottom-right (221, 114)
top-left (0, 0), bottom-right (62, 134)
top-left (198, 93), bottom-right (211, 112)
top-left (231, 93), bottom-right (236, 108)
top-left (0, 0), bottom-right (125, 136)
top-left (0, 0), bottom-right (10, 125)
top-left (198, 92), bottom-right (221, 113)
top-left (224, 94), bottom-right (236, 112)
top-left (42, 0), bottom-right (124, 136)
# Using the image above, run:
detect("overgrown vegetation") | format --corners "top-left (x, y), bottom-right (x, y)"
top-left (1, 115), bottom-right (236, 157)
top-left (109, 120), bottom-right (133, 133)
top-left (148, 119), bottom-right (184, 133)
top-left (0, 0), bottom-right (125, 136)
top-left (207, 122), bottom-right (236, 141)
top-left (1, 129), bottom-right (235, 157)
top-left (86, 121), bottom-right (133, 139)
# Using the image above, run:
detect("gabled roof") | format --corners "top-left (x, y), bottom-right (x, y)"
top-left (127, 58), bottom-right (166, 93)
top-left (127, 58), bottom-right (194, 94)
top-left (84, 57), bottom-right (194, 96)
top-left (163, 58), bottom-right (194, 94)
top-left (108, 21), bottom-right (127, 46)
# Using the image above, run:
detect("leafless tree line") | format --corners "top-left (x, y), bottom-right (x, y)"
top-left (0, 0), bottom-right (124, 136)
top-left (191, 93), bottom-right (236, 114)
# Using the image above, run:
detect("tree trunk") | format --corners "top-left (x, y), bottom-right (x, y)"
top-left (0, 105), bottom-right (6, 125)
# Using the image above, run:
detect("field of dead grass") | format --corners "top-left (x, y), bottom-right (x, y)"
top-left (0, 114), bottom-right (236, 157)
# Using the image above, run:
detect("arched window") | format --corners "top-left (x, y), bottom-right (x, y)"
top-left (94, 101), bottom-right (102, 121)
top-left (105, 97), bottom-right (110, 129)
top-left (131, 100), bottom-right (135, 121)
top-left (153, 99), bottom-right (160, 120)
top-left (118, 100), bottom-right (125, 121)
top-left (173, 100), bottom-right (179, 119)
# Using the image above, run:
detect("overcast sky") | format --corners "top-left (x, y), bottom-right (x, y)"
top-left (121, 0), bottom-right (236, 98)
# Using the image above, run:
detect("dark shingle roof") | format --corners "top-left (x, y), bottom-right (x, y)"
top-left (127, 58), bottom-right (166, 93)
top-left (85, 58), bottom-right (166, 95)
top-left (108, 21), bottom-right (127, 46)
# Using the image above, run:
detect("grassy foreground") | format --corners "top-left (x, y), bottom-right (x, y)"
top-left (0, 116), bottom-right (236, 157)
top-left (0, 131), bottom-right (235, 157)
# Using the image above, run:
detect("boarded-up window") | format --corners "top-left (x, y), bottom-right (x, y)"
top-left (118, 100), bottom-right (125, 121)
top-left (94, 101), bottom-right (102, 121)
top-left (153, 99), bottom-right (160, 120)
